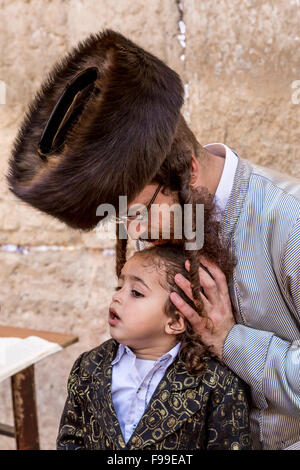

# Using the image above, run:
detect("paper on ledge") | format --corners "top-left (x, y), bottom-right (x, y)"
top-left (0, 336), bottom-right (62, 382)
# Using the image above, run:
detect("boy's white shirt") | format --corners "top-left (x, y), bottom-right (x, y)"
top-left (111, 341), bottom-right (181, 444)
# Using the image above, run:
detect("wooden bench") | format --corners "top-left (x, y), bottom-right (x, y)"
top-left (0, 325), bottom-right (78, 450)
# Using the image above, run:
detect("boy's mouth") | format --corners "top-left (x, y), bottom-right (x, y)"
top-left (108, 307), bottom-right (121, 325)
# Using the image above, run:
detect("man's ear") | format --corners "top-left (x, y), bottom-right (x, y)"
top-left (165, 312), bottom-right (186, 336)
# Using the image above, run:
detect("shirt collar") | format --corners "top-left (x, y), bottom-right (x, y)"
top-left (203, 142), bottom-right (239, 217)
top-left (112, 341), bottom-right (181, 366)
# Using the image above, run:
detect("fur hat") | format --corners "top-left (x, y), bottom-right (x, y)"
top-left (6, 29), bottom-right (184, 230)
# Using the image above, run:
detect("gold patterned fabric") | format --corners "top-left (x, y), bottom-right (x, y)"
top-left (57, 339), bottom-right (252, 450)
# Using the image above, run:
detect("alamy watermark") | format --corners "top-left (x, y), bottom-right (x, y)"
top-left (95, 197), bottom-right (205, 250)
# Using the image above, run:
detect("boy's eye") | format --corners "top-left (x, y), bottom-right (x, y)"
top-left (131, 289), bottom-right (144, 298)
top-left (114, 286), bottom-right (144, 297)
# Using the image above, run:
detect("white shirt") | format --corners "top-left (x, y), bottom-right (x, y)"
top-left (111, 342), bottom-right (181, 443)
top-left (203, 142), bottom-right (238, 217)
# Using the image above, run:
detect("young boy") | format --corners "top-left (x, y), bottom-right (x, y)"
top-left (57, 244), bottom-right (252, 450)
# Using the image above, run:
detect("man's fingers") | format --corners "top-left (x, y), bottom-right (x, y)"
top-left (199, 256), bottom-right (229, 297)
top-left (186, 257), bottom-right (229, 298)
top-left (170, 291), bottom-right (206, 327)
top-left (174, 273), bottom-right (210, 308)
top-left (184, 259), bottom-right (218, 302)
top-left (198, 268), bottom-right (219, 302)
top-left (174, 274), bottom-right (194, 301)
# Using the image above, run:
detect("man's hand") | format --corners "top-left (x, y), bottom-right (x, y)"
top-left (169, 256), bottom-right (236, 361)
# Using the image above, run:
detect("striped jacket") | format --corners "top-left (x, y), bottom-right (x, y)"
top-left (220, 153), bottom-right (300, 449)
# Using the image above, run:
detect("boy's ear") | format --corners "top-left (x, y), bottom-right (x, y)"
top-left (165, 312), bottom-right (186, 336)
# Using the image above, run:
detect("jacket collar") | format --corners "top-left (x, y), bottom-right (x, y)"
top-left (111, 341), bottom-right (181, 366)
top-left (81, 339), bottom-right (209, 449)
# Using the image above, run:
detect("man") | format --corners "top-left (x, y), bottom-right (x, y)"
top-left (6, 29), bottom-right (299, 450)
top-left (125, 140), bottom-right (300, 451)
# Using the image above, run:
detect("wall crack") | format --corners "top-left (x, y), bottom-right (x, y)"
top-left (175, 0), bottom-right (190, 122)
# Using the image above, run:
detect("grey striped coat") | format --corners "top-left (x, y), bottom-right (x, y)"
top-left (220, 153), bottom-right (299, 450)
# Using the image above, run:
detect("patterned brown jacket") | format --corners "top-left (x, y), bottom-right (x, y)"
top-left (57, 339), bottom-right (252, 450)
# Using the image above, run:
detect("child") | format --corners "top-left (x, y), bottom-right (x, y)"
top-left (57, 244), bottom-right (252, 450)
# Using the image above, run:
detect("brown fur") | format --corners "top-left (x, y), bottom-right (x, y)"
top-left (6, 29), bottom-right (184, 230)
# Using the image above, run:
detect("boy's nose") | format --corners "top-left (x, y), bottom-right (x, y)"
top-left (112, 292), bottom-right (120, 303)
top-left (112, 288), bottom-right (123, 302)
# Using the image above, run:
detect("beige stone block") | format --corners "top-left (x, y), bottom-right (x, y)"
top-left (0, 0), bottom-right (183, 113)
top-left (183, 0), bottom-right (300, 178)
top-left (0, 246), bottom-right (118, 449)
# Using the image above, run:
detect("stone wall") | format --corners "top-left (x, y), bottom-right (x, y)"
top-left (0, 0), bottom-right (299, 449)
